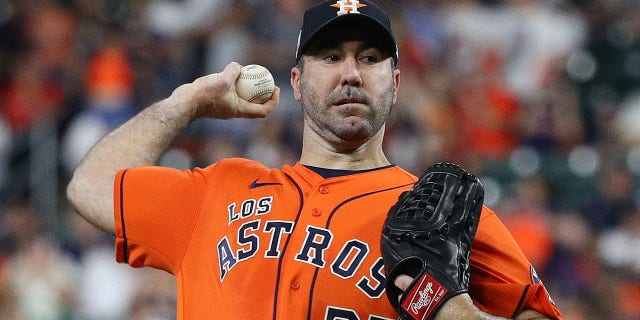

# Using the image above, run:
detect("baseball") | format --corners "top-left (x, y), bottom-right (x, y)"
top-left (236, 64), bottom-right (275, 104)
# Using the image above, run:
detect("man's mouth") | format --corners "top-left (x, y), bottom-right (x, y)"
top-left (335, 98), bottom-right (364, 106)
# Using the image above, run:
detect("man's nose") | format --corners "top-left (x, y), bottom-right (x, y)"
top-left (340, 57), bottom-right (362, 87)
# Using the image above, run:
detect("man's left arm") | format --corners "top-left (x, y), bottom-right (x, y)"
top-left (380, 163), bottom-right (561, 320)
top-left (427, 292), bottom-right (551, 320)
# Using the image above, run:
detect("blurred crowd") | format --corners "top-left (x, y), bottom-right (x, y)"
top-left (0, 0), bottom-right (639, 319)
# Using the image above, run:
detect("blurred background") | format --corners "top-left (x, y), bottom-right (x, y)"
top-left (0, 0), bottom-right (639, 319)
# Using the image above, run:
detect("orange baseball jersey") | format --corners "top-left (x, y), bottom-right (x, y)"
top-left (114, 158), bottom-right (563, 319)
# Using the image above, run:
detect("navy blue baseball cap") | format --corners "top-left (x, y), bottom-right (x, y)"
top-left (295, 0), bottom-right (398, 65)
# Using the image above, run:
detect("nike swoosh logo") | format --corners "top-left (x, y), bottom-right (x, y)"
top-left (250, 179), bottom-right (282, 189)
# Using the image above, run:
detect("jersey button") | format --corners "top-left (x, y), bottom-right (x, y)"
top-left (291, 281), bottom-right (301, 290)
top-left (312, 208), bottom-right (322, 216)
top-left (319, 185), bottom-right (329, 194)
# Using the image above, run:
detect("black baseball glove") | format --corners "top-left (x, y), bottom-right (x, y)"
top-left (381, 162), bottom-right (484, 320)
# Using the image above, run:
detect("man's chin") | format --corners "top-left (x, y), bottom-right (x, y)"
top-left (334, 123), bottom-right (371, 144)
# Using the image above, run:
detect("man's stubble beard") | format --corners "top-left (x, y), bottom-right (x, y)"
top-left (298, 78), bottom-right (395, 151)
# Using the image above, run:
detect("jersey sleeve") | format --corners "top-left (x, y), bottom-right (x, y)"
top-left (114, 165), bottom-right (209, 274)
top-left (469, 207), bottom-right (563, 319)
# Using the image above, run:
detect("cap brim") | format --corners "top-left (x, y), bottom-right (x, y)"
top-left (297, 14), bottom-right (397, 63)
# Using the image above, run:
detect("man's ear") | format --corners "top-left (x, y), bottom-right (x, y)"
top-left (291, 66), bottom-right (302, 101)
top-left (392, 68), bottom-right (400, 105)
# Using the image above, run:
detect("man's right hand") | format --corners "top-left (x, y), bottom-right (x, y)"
top-left (170, 62), bottom-right (280, 120)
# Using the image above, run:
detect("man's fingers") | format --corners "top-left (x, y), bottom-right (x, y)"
top-left (223, 61), bottom-right (243, 83)
top-left (394, 274), bottom-right (414, 291)
top-left (237, 86), bottom-right (280, 118)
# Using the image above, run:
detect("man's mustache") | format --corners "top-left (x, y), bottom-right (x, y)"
top-left (330, 86), bottom-right (370, 105)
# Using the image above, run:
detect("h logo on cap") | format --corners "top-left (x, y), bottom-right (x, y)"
top-left (331, 0), bottom-right (366, 15)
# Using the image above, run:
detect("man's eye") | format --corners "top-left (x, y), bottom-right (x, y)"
top-left (323, 55), bottom-right (341, 62)
top-left (360, 55), bottom-right (379, 64)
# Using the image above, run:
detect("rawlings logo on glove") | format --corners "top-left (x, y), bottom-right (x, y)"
top-left (404, 273), bottom-right (446, 317)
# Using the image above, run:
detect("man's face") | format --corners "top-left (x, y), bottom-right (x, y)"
top-left (291, 24), bottom-right (400, 151)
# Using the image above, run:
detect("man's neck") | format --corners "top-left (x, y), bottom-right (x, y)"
top-left (299, 130), bottom-right (390, 170)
